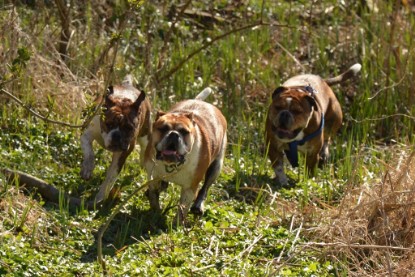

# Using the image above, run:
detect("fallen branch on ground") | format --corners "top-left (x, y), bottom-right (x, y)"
top-left (2, 168), bottom-right (95, 209)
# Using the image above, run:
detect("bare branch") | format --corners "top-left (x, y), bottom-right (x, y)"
top-left (0, 88), bottom-right (84, 128)
top-left (301, 241), bottom-right (413, 251)
top-left (158, 21), bottom-right (294, 83)
top-left (275, 41), bottom-right (306, 72)
top-left (54, 0), bottom-right (71, 62)
top-left (156, 0), bottom-right (193, 73)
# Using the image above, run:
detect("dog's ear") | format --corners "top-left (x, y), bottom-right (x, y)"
top-left (184, 112), bottom-right (194, 122)
top-left (305, 95), bottom-right (318, 111)
top-left (133, 91), bottom-right (146, 109)
top-left (272, 86), bottom-right (286, 100)
top-left (105, 86), bottom-right (115, 107)
top-left (106, 86), bottom-right (114, 95)
top-left (156, 111), bottom-right (166, 120)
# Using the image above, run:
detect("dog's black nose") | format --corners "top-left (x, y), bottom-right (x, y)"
top-left (279, 110), bottom-right (293, 129)
top-left (110, 131), bottom-right (129, 151)
top-left (166, 131), bottom-right (181, 151)
top-left (168, 131), bottom-right (180, 140)
top-left (112, 131), bottom-right (121, 141)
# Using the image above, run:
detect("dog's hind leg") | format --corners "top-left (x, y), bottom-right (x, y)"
top-left (191, 156), bottom-right (224, 216)
top-left (320, 102), bottom-right (342, 167)
top-left (191, 134), bottom-right (227, 216)
top-left (319, 140), bottom-right (330, 166)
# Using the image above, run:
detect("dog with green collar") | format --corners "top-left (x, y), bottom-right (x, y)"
top-left (265, 64), bottom-right (361, 186)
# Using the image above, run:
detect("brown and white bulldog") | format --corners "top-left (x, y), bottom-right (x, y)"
top-left (144, 88), bottom-right (227, 223)
top-left (80, 75), bottom-right (151, 203)
top-left (265, 64), bottom-right (361, 186)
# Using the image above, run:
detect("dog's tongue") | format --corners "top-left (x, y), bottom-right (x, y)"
top-left (278, 128), bottom-right (293, 136)
top-left (162, 150), bottom-right (177, 156)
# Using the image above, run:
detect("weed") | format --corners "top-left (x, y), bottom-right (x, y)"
top-left (1, 0), bottom-right (415, 275)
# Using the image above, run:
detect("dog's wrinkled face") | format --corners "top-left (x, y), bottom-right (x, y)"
top-left (151, 112), bottom-right (195, 164)
top-left (101, 86), bottom-right (145, 152)
top-left (268, 86), bottom-right (318, 142)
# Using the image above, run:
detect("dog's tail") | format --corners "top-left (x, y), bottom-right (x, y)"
top-left (195, 87), bottom-right (213, 101)
top-left (325, 63), bottom-right (362, 86)
top-left (122, 74), bottom-right (134, 86)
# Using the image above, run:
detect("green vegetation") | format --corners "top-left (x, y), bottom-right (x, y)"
top-left (1, 0), bottom-right (415, 275)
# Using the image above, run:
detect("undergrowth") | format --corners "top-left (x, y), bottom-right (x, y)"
top-left (1, 0), bottom-right (415, 276)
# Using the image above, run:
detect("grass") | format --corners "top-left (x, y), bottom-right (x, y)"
top-left (1, 0), bottom-right (415, 275)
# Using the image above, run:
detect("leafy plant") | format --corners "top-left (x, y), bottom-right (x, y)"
top-left (1, 0), bottom-right (415, 275)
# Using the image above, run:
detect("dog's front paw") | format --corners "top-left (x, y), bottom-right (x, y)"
top-left (273, 171), bottom-right (296, 188)
top-left (190, 204), bottom-right (204, 216)
top-left (80, 159), bottom-right (94, 180)
top-left (275, 172), bottom-right (288, 186)
top-left (274, 177), bottom-right (288, 187)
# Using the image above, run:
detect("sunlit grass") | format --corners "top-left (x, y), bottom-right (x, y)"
top-left (1, 0), bottom-right (415, 275)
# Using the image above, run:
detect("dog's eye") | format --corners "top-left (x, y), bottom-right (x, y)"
top-left (178, 128), bottom-right (189, 135)
top-left (291, 108), bottom-right (302, 114)
top-left (109, 123), bottom-right (118, 130)
top-left (158, 125), bottom-right (169, 133)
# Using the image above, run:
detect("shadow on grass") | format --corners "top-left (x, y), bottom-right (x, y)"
top-left (220, 171), bottom-right (297, 204)
top-left (80, 205), bottom-right (169, 263)
top-left (77, 170), bottom-right (301, 263)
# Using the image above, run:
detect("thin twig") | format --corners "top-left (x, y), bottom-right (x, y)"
top-left (288, 220), bottom-right (303, 256)
top-left (156, 0), bottom-right (193, 73)
top-left (191, 264), bottom-right (217, 273)
top-left (260, 0), bottom-right (265, 23)
top-left (276, 215), bottom-right (296, 263)
top-left (235, 234), bottom-right (264, 260)
top-left (349, 113), bottom-right (415, 123)
top-left (0, 9), bottom-right (124, 130)
top-left (157, 21), bottom-right (294, 82)
top-left (54, 0), bottom-right (71, 62)
top-left (0, 88), bottom-right (84, 128)
top-left (91, 11), bottom-right (131, 75)
top-left (301, 241), bottom-right (413, 251)
top-left (367, 73), bottom-right (407, 100)
top-left (192, 233), bottom-right (265, 273)
top-left (274, 41), bottom-right (306, 72)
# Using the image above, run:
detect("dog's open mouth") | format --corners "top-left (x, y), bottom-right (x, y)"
top-left (106, 142), bottom-right (130, 152)
top-left (273, 126), bottom-right (302, 140)
top-left (156, 149), bottom-right (185, 164)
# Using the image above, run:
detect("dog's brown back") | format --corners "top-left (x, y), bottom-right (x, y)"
top-left (170, 99), bottom-right (227, 160)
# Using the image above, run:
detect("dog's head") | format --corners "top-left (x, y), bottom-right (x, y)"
top-left (150, 111), bottom-right (196, 165)
top-left (100, 85), bottom-right (146, 152)
top-left (268, 86), bottom-right (318, 142)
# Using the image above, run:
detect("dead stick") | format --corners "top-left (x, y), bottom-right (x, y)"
top-left (301, 241), bottom-right (413, 251)
top-left (2, 168), bottom-right (95, 209)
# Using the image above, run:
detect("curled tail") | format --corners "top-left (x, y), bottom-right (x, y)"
top-left (325, 63), bottom-right (362, 85)
top-left (195, 87), bottom-right (213, 101)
